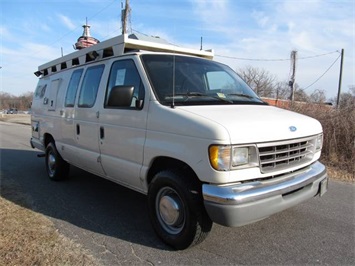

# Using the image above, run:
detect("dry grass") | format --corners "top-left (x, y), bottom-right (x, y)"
top-left (325, 165), bottom-right (354, 183)
top-left (0, 113), bottom-right (31, 125)
top-left (0, 196), bottom-right (100, 266)
top-left (288, 103), bottom-right (355, 183)
top-left (1, 116), bottom-right (100, 265)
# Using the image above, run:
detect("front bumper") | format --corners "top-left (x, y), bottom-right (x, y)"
top-left (202, 161), bottom-right (328, 227)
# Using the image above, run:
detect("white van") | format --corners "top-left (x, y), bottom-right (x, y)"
top-left (31, 34), bottom-right (328, 250)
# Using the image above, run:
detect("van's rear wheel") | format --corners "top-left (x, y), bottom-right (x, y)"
top-left (45, 142), bottom-right (69, 181)
top-left (148, 169), bottom-right (212, 250)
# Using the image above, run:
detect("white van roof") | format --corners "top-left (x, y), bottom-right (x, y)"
top-left (35, 33), bottom-right (214, 77)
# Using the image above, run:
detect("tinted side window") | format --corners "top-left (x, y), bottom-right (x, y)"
top-left (78, 65), bottom-right (105, 108)
top-left (105, 60), bottom-right (144, 108)
top-left (65, 69), bottom-right (83, 107)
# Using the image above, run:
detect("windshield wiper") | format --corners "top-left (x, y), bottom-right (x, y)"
top-left (226, 93), bottom-right (255, 99)
top-left (186, 92), bottom-right (233, 103)
top-left (181, 92), bottom-right (206, 96)
top-left (226, 93), bottom-right (267, 104)
top-left (166, 92), bottom-right (234, 104)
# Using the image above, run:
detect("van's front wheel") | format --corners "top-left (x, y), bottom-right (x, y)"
top-left (148, 169), bottom-right (212, 250)
top-left (45, 142), bottom-right (69, 181)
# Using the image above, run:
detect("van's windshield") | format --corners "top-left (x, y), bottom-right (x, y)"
top-left (141, 54), bottom-right (266, 106)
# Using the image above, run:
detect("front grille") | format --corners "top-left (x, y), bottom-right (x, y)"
top-left (258, 137), bottom-right (316, 173)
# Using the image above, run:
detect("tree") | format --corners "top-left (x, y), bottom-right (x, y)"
top-left (0, 91), bottom-right (33, 110)
top-left (310, 89), bottom-right (327, 103)
top-left (0, 92), bottom-right (15, 110)
top-left (273, 81), bottom-right (310, 102)
top-left (331, 86), bottom-right (355, 109)
top-left (293, 85), bottom-right (310, 102)
top-left (19, 91), bottom-right (33, 110)
top-left (237, 66), bottom-right (276, 98)
top-left (274, 81), bottom-right (291, 100)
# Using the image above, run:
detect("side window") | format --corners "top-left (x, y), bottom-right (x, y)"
top-left (34, 84), bottom-right (47, 99)
top-left (105, 60), bottom-right (144, 109)
top-left (65, 69), bottom-right (83, 107)
top-left (78, 65), bottom-right (105, 108)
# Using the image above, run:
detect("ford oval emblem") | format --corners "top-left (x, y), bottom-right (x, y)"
top-left (289, 126), bottom-right (297, 132)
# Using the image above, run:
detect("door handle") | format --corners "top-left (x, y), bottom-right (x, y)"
top-left (76, 124), bottom-right (80, 135)
top-left (100, 127), bottom-right (104, 139)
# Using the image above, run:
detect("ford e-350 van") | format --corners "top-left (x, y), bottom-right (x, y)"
top-left (31, 34), bottom-right (328, 249)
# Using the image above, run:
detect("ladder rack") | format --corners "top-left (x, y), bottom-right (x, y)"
top-left (35, 34), bottom-right (214, 77)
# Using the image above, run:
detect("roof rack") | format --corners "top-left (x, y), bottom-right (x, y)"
top-left (35, 34), bottom-right (214, 77)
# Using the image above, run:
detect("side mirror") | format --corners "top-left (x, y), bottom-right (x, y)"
top-left (107, 86), bottom-right (134, 108)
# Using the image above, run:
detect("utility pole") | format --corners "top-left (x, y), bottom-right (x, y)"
top-left (121, 0), bottom-right (130, 34)
top-left (336, 48), bottom-right (344, 108)
top-left (289, 50), bottom-right (297, 101)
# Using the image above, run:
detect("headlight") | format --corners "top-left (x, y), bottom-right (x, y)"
top-left (232, 147), bottom-right (249, 166)
top-left (315, 134), bottom-right (323, 151)
top-left (209, 145), bottom-right (258, 171)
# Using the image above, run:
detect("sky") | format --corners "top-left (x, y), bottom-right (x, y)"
top-left (0, 0), bottom-right (354, 99)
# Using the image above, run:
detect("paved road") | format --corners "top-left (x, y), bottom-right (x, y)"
top-left (1, 121), bottom-right (354, 265)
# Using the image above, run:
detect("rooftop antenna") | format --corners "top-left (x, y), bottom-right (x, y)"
top-left (200, 37), bottom-right (203, 50)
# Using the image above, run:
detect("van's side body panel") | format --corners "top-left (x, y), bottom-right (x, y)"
top-left (98, 57), bottom-right (150, 192)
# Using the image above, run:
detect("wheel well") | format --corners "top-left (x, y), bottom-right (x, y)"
top-left (147, 157), bottom-right (200, 186)
top-left (43, 133), bottom-right (54, 148)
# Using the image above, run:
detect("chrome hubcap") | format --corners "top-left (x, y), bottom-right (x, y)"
top-left (159, 195), bottom-right (180, 225)
top-left (48, 152), bottom-right (56, 175)
top-left (156, 187), bottom-right (185, 234)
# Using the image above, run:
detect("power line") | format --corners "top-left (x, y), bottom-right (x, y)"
top-left (298, 50), bottom-right (340, 60)
top-left (215, 49), bottom-right (341, 94)
top-left (303, 54), bottom-right (341, 90)
top-left (215, 50), bottom-right (339, 62)
top-left (215, 54), bottom-right (290, 61)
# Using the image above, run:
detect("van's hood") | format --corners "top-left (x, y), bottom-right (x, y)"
top-left (179, 105), bottom-right (323, 144)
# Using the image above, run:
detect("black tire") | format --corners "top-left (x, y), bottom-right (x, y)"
top-left (148, 169), bottom-right (212, 250)
top-left (45, 142), bottom-right (70, 181)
